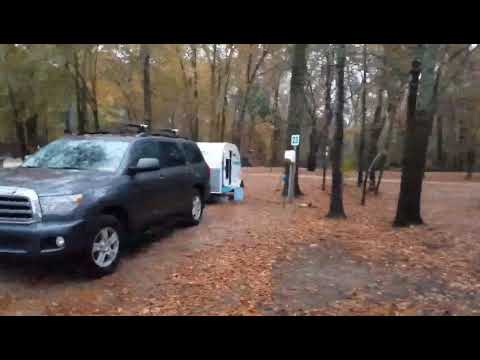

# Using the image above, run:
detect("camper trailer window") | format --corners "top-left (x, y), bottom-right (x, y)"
top-left (160, 142), bottom-right (186, 168)
top-left (183, 143), bottom-right (204, 164)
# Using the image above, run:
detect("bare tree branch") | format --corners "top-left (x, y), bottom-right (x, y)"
top-left (249, 45), bottom-right (269, 83)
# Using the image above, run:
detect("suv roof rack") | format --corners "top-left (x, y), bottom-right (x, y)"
top-left (77, 123), bottom-right (190, 140)
top-left (144, 128), bottom-right (180, 138)
top-left (80, 123), bottom-right (149, 137)
top-left (127, 123), bottom-right (149, 133)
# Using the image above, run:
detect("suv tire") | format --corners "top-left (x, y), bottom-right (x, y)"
top-left (82, 215), bottom-right (124, 278)
top-left (184, 189), bottom-right (204, 226)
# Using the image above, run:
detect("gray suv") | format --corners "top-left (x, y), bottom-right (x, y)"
top-left (0, 131), bottom-right (210, 277)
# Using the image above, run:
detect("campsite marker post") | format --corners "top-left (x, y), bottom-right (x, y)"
top-left (287, 134), bottom-right (300, 203)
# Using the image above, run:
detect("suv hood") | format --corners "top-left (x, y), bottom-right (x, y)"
top-left (0, 167), bottom-right (115, 196)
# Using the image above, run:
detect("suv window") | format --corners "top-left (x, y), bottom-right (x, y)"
top-left (183, 142), bottom-right (204, 164)
top-left (130, 140), bottom-right (160, 166)
top-left (159, 141), bottom-right (186, 168)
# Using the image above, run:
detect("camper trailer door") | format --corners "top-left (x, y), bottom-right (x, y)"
top-left (224, 144), bottom-right (241, 189)
top-left (223, 148), bottom-right (232, 188)
top-left (231, 147), bottom-right (241, 188)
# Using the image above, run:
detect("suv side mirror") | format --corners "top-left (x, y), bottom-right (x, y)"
top-left (128, 158), bottom-right (160, 175)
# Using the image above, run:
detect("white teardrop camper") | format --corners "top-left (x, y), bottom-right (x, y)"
top-left (196, 142), bottom-right (243, 198)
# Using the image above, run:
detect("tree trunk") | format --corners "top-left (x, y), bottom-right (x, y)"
top-left (305, 75), bottom-right (320, 172)
top-left (81, 51), bottom-right (90, 132)
top-left (233, 87), bottom-right (250, 150)
top-left (357, 44), bottom-right (368, 187)
top-left (25, 113), bottom-right (38, 150)
top-left (90, 46), bottom-right (100, 131)
top-left (366, 52), bottom-right (388, 191)
top-left (219, 45), bottom-right (234, 142)
top-left (247, 114), bottom-right (256, 148)
top-left (306, 123), bottom-right (318, 171)
top-left (92, 106), bottom-right (99, 131)
top-left (380, 88), bottom-right (401, 166)
top-left (326, 44), bottom-right (347, 218)
top-left (220, 95), bottom-right (228, 142)
top-left (190, 45), bottom-right (200, 141)
top-left (208, 45), bottom-right (218, 141)
top-left (429, 62), bottom-right (443, 169)
top-left (466, 149), bottom-right (475, 179)
top-left (306, 70), bottom-right (322, 171)
top-left (394, 58), bottom-right (423, 226)
top-left (169, 109), bottom-right (176, 129)
top-left (322, 47), bottom-right (334, 147)
top-left (14, 121), bottom-right (27, 159)
top-left (319, 48), bottom-right (334, 190)
top-left (394, 45), bottom-right (438, 227)
top-left (231, 105), bottom-right (243, 149)
top-left (6, 79), bottom-right (27, 158)
top-left (458, 115), bottom-right (467, 170)
top-left (366, 88), bottom-right (386, 191)
top-left (42, 113), bottom-right (48, 145)
top-left (282, 44), bottom-right (308, 197)
top-left (74, 52), bottom-right (87, 135)
top-left (232, 45), bottom-right (268, 152)
top-left (347, 62), bottom-right (360, 127)
top-left (214, 57), bottom-right (223, 139)
top-left (13, 117), bottom-right (26, 158)
top-left (232, 48), bottom-right (253, 149)
top-left (374, 59), bottom-right (407, 192)
top-left (175, 45), bottom-right (195, 138)
top-left (64, 109), bottom-right (72, 134)
top-left (371, 85), bottom-right (403, 197)
top-left (271, 120), bottom-right (282, 167)
top-left (68, 46), bottom-right (100, 132)
top-left (270, 75), bottom-right (282, 167)
top-left (436, 115), bottom-right (444, 167)
top-left (63, 83), bottom-right (72, 134)
top-left (73, 52), bottom-right (85, 134)
top-left (384, 102), bottom-right (398, 154)
top-left (141, 45), bottom-right (152, 128)
top-left (79, 82), bottom-right (88, 134)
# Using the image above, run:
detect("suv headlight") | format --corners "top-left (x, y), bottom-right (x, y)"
top-left (40, 194), bottom-right (84, 215)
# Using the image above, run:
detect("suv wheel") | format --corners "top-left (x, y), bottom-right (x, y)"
top-left (185, 190), bottom-right (204, 226)
top-left (83, 215), bottom-right (124, 278)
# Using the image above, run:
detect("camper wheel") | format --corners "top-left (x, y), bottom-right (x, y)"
top-left (230, 181), bottom-right (244, 200)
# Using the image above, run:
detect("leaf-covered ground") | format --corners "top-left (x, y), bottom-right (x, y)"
top-left (0, 168), bottom-right (479, 315)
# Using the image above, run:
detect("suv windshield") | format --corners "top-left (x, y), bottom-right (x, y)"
top-left (23, 138), bottom-right (130, 172)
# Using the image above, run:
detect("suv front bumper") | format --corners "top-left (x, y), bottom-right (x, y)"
top-left (0, 219), bottom-right (87, 257)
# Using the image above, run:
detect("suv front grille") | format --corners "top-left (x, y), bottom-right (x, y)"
top-left (0, 187), bottom-right (42, 224)
top-left (0, 195), bottom-right (33, 222)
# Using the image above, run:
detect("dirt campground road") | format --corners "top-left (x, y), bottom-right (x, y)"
top-left (0, 168), bottom-right (479, 315)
